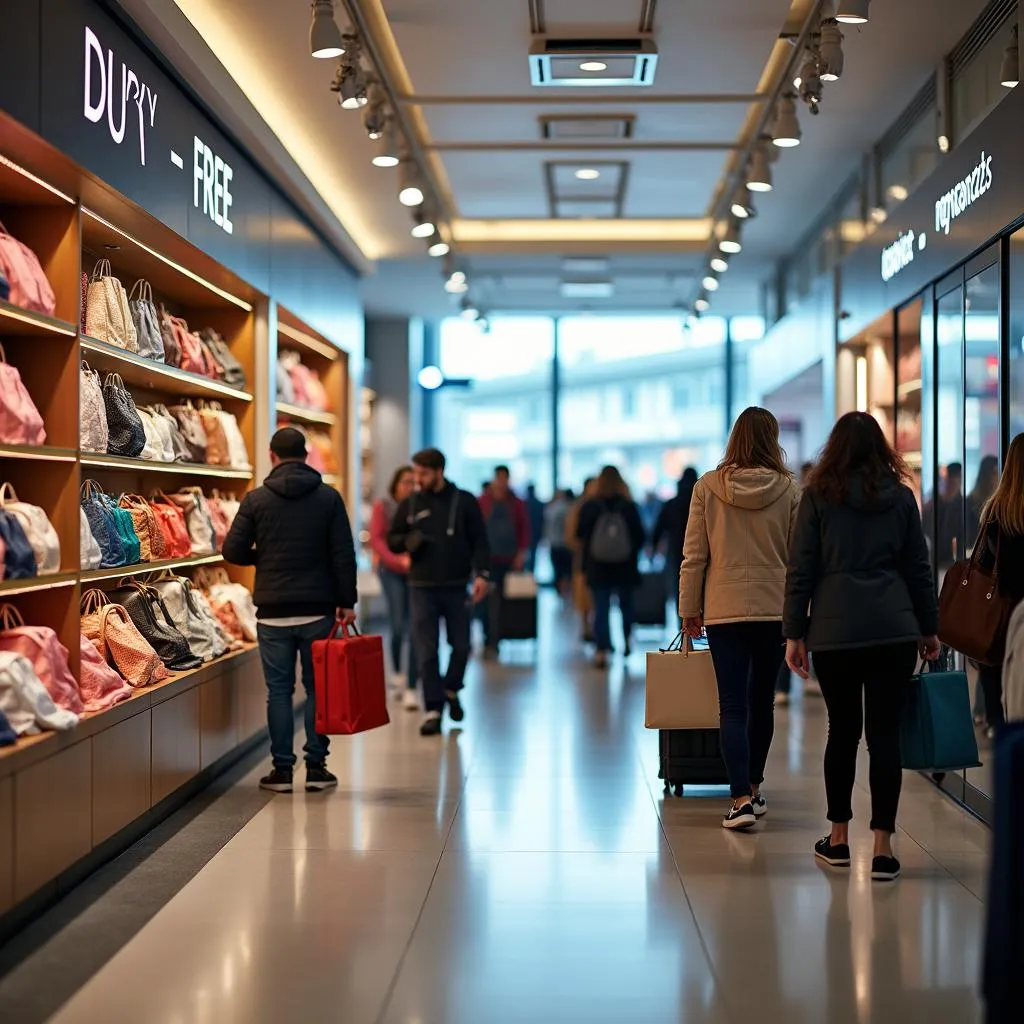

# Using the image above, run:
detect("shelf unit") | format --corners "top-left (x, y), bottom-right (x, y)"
top-left (80, 453), bottom-right (253, 479)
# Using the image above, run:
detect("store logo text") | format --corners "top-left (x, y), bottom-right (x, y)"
top-left (881, 229), bottom-right (918, 283)
top-left (935, 151), bottom-right (993, 236)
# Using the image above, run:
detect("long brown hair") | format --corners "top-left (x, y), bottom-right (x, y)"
top-left (388, 464), bottom-right (413, 500)
top-left (982, 434), bottom-right (1024, 535)
top-left (594, 465), bottom-right (631, 500)
top-left (719, 407), bottom-right (789, 476)
top-left (806, 412), bottom-right (907, 504)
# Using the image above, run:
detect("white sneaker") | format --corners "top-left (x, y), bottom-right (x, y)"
top-left (391, 672), bottom-right (407, 697)
top-left (403, 688), bottom-right (420, 712)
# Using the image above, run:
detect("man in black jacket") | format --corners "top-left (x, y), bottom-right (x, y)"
top-left (223, 427), bottom-right (357, 793)
top-left (388, 447), bottom-right (490, 735)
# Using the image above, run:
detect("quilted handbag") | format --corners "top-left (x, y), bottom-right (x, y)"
top-left (86, 259), bottom-right (137, 351)
top-left (149, 404), bottom-right (192, 462)
top-left (79, 362), bottom-right (109, 453)
top-left (0, 604), bottom-right (83, 713)
top-left (197, 404), bottom-right (230, 466)
top-left (0, 651), bottom-right (78, 733)
top-left (81, 590), bottom-right (167, 686)
top-left (0, 342), bottom-right (46, 445)
top-left (80, 480), bottom-right (125, 568)
top-left (80, 507), bottom-right (102, 570)
top-left (168, 487), bottom-right (216, 555)
top-left (168, 401), bottom-right (208, 463)
top-left (107, 582), bottom-right (202, 671)
top-left (158, 304), bottom-right (182, 367)
top-left (149, 492), bottom-right (193, 557)
top-left (0, 223), bottom-right (56, 315)
top-left (0, 483), bottom-right (60, 574)
top-left (0, 507), bottom-right (36, 579)
top-left (200, 328), bottom-right (247, 387)
top-left (153, 576), bottom-right (221, 662)
top-left (79, 635), bottom-right (133, 712)
top-left (118, 494), bottom-right (166, 562)
top-left (102, 373), bottom-right (146, 457)
top-left (127, 280), bottom-right (164, 361)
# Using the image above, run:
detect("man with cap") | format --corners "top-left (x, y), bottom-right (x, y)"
top-left (223, 427), bottom-right (358, 793)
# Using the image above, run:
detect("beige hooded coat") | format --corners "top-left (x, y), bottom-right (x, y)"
top-left (679, 467), bottom-right (800, 624)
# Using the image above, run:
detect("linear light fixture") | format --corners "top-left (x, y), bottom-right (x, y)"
top-left (0, 154), bottom-right (75, 203)
top-left (452, 218), bottom-right (711, 243)
top-left (0, 303), bottom-right (76, 336)
top-left (278, 321), bottom-right (342, 360)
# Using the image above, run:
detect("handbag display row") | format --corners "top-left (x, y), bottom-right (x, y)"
top-left (0, 222), bottom-right (56, 317)
top-left (80, 363), bottom-right (251, 468)
top-left (0, 483), bottom-right (61, 580)
top-left (277, 350), bottom-right (330, 412)
top-left (292, 426), bottom-right (337, 476)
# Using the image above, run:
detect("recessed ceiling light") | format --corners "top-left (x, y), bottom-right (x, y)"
top-left (579, 60), bottom-right (608, 72)
top-left (937, 134), bottom-right (950, 153)
top-left (575, 168), bottom-right (601, 180)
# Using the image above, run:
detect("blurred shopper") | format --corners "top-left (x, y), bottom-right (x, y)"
top-left (967, 454), bottom-right (999, 549)
top-left (524, 484), bottom-right (545, 573)
top-left (545, 488), bottom-right (574, 595)
top-left (973, 437), bottom-right (1024, 736)
top-left (369, 465), bottom-right (419, 711)
top-left (640, 490), bottom-right (663, 538)
top-left (478, 465), bottom-right (530, 658)
top-left (388, 448), bottom-right (490, 736)
top-left (784, 413), bottom-right (939, 881)
top-left (577, 466), bottom-right (645, 668)
top-left (224, 427), bottom-right (357, 794)
top-left (680, 408), bottom-right (799, 829)
top-left (567, 478), bottom-right (596, 643)
top-left (923, 461), bottom-right (964, 570)
top-left (651, 466), bottom-right (699, 593)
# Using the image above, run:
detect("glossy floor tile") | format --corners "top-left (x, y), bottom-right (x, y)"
top-left (48, 598), bottom-right (988, 1023)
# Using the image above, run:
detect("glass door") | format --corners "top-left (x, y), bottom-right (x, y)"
top-left (895, 298), bottom-right (924, 504)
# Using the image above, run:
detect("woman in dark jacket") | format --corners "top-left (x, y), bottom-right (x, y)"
top-left (576, 465), bottom-right (645, 668)
top-left (784, 413), bottom-right (940, 882)
top-left (651, 466), bottom-right (698, 588)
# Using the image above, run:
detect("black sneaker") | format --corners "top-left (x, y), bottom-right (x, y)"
top-left (871, 855), bottom-right (901, 881)
top-left (259, 767), bottom-right (293, 793)
top-left (751, 793), bottom-right (768, 818)
top-left (446, 691), bottom-right (465, 723)
top-left (420, 711), bottom-right (442, 736)
top-left (722, 802), bottom-right (756, 830)
top-left (814, 836), bottom-right (851, 867)
top-left (305, 763), bottom-right (338, 792)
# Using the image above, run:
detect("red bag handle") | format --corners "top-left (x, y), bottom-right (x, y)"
top-left (329, 617), bottom-right (360, 640)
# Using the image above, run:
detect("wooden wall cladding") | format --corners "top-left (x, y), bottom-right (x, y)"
top-left (151, 688), bottom-right (201, 806)
top-left (0, 777), bottom-right (12, 914)
top-left (200, 672), bottom-right (239, 769)
top-left (92, 712), bottom-right (153, 846)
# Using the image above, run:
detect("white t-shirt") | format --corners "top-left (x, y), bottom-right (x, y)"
top-left (257, 616), bottom-right (327, 627)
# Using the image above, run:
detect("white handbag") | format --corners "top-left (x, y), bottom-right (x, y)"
top-left (79, 361), bottom-right (109, 453)
top-left (153, 577), bottom-right (221, 662)
top-left (80, 508), bottom-right (102, 570)
top-left (0, 651), bottom-right (79, 734)
top-left (504, 572), bottom-right (538, 599)
top-left (85, 259), bottom-right (138, 351)
top-left (189, 588), bottom-right (235, 653)
top-left (204, 568), bottom-right (258, 641)
top-left (209, 407), bottom-right (250, 469)
top-left (0, 483), bottom-right (61, 574)
top-left (137, 407), bottom-right (174, 462)
top-left (168, 488), bottom-right (216, 555)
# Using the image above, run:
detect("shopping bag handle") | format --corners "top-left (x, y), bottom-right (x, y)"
top-left (330, 616), bottom-right (361, 640)
top-left (660, 631), bottom-right (704, 655)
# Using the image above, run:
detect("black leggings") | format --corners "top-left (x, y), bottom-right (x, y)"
top-left (814, 642), bottom-right (918, 834)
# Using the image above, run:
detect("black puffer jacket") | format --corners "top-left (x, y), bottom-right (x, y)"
top-left (784, 473), bottom-right (938, 651)
top-left (222, 461), bottom-right (357, 617)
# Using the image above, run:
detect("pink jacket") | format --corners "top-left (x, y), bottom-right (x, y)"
top-left (370, 499), bottom-right (408, 574)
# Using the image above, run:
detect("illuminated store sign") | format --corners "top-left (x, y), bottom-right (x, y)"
top-left (934, 151), bottom-right (993, 235)
top-left (880, 229), bottom-right (926, 284)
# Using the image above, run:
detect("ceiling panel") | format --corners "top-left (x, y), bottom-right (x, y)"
top-left (441, 152), bottom-right (550, 217)
top-left (621, 151), bottom-right (724, 217)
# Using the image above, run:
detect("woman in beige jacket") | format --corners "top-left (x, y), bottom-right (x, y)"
top-left (680, 407), bottom-right (800, 830)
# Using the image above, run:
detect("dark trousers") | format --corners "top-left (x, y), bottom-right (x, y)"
top-left (592, 585), bottom-right (636, 653)
top-left (257, 615), bottom-right (335, 769)
top-left (410, 586), bottom-right (472, 713)
top-left (979, 662), bottom-right (1005, 730)
top-left (814, 642), bottom-right (918, 834)
top-left (379, 568), bottom-right (417, 690)
top-left (550, 546), bottom-right (573, 590)
top-left (705, 621), bottom-right (784, 799)
top-left (775, 659), bottom-right (792, 695)
top-left (482, 563), bottom-right (510, 647)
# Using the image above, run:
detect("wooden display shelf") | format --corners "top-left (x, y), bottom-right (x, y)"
top-left (0, 300), bottom-right (77, 338)
top-left (80, 337), bottom-right (253, 403)
top-left (278, 320), bottom-right (341, 361)
top-left (0, 444), bottom-right (77, 463)
top-left (80, 453), bottom-right (252, 479)
top-left (275, 401), bottom-right (336, 427)
top-left (81, 552), bottom-right (224, 584)
top-left (0, 571), bottom-right (77, 596)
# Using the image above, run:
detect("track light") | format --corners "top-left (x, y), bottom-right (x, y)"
top-left (363, 104), bottom-right (386, 141)
top-left (772, 94), bottom-right (801, 148)
top-left (460, 297), bottom-right (479, 320)
top-left (411, 210), bottom-right (436, 238)
top-left (819, 20), bottom-right (845, 81)
top-left (710, 255), bottom-right (729, 274)
top-left (694, 295), bottom-right (710, 314)
top-left (372, 127), bottom-right (400, 167)
top-left (702, 272), bottom-right (720, 292)
top-left (398, 162), bottom-right (424, 206)
top-left (309, 1), bottom-right (345, 59)
top-left (730, 185), bottom-right (754, 220)
top-left (428, 238), bottom-right (450, 258)
top-left (445, 267), bottom-right (468, 294)
top-left (719, 218), bottom-right (743, 255)
top-left (340, 71), bottom-right (368, 109)
top-left (835, 0), bottom-right (869, 24)
top-left (1001, 25), bottom-right (1019, 88)
top-left (746, 145), bottom-right (773, 193)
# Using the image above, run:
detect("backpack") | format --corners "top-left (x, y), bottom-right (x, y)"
top-left (486, 500), bottom-right (519, 560)
top-left (589, 503), bottom-right (633, 564)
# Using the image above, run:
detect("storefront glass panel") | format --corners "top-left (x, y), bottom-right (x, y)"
top-left (933, 285), bottom-right (966, 573)
top-left (895, 299), bottom-right (923, 503)
top-left (1008, 227), bottom-right (1024, 438)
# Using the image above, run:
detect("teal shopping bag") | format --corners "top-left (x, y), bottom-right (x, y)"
top-left (901, 666), bottom-right (981, 771)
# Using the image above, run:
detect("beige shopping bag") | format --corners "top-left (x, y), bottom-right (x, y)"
top-left (644, 634), bottom-right (720, 729)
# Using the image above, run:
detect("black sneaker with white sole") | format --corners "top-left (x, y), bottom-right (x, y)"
top-left (446, 691), bottom-right (465, 723)
top-left (751, 793), bottom-right (767, 817)
top-left (871, 855), bottom-right (901, 881)
top-left (259, 767), bottom-right (293, 793)
top-left (722, 802), bottom-right (757, 830)
top-left (814, 836), bottom-right (851, 867)
top-left (420, 711), bottom-right (442, 736)
top-left (305, 763), bottom-right (338, 792)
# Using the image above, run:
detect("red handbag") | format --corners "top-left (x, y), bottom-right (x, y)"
top-left (312, 620), bottom-right (389, 735)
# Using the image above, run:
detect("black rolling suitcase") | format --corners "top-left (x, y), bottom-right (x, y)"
top-left (635, 570), bottom-right (668, 627)
top-left (498, 573), bottom-right (539, 641)
top-left (658, 728), bottom-right (729, 796)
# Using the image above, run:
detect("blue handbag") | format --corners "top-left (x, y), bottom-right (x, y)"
top-left (0, 708), bottom-right (15, 746)
top-left (0, 508), bottom-right (38, 579)
top-left (0, 268), bottom-right (9, 302)
top-left (80, 481), bottom-right (125, 569)
top-left (901, 655), bottom-right (981, 771)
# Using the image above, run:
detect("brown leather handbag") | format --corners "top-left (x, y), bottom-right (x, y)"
top-left (938, 519), bottom-right (1016, 666)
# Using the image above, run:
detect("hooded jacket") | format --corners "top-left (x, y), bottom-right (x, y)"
top-left (222, 461), bottom-right (357, 618)
top-left (679, 467), bottom-right (800, 624)
top-left (783, 472), bottom-right (937, 651)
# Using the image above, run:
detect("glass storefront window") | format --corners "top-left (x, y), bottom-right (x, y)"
top-left (933, 285), bottom-right (965, 571)
top-left (895, 299), bottom-right (924, 504)
top-left (1009, 228), bottom-right (1024, 439)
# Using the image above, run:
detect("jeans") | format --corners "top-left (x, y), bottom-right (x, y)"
top-left (482, 564), bottom-right (510, 647)
top-left (592, 586), bottom-right (636, 653)
top-left (410, 586), bottom-right (472, 713)
top-left (704, 621), bottom-right (784, 799)
top-left (979, 662), bottom-right (1005, 730)
top-left (379, 568), bottom-right (417, 690)
top-left (257, 615), bottom-right (335, 770)
top-left (814, 642), bottom-right (918, 834)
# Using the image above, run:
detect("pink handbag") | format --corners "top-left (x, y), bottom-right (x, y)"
top-left (0, 604), bottom-right (83, 713)
top-left (0, 342), bottom-right (46, 445)
top-left (79, 635), bottom-right (133, 712)
top-left (0, 222), bottom-right (56, 315)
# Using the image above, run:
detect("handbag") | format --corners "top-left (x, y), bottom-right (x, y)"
top-left (103, 495), bottom-right (141, 565)
top-left (276, 355), bottom-right (295, 404)
top-left (149, 404), bottom-right (193, 462)
top-left (0, 507), bottom-right (36, 579)
top-left (80, 507), bottom-right (102, 570)
top-left (79, 361), bottom-right (109, 453)
top-left (0, 222), bottom-right (56, 315)
top-left (0, 651), bottom-right (78, 733)
top-left (0, 483), bottom-right (60, 574)
top-left (0, 604), bottom-right (83, 713)
top-left (81, 589), bottom-right (167, 686)
top-left (153, 576), bottom-right (221, 662)
top-left (136, 407), bottom-right (168, 462)
top-left (149, 492), bottom-right (193, 557)
top-left (81, 480), bottom-right (126, 568)
top-left (139, 406), bottom-right (176, 462)
top-left (938, 519), bottom-right (1017, 666)
top-left (158, 304), bottom-right (182, 367)
top-left (85, 259), bottom-right (137, 351)
top-left (166, 314), bottom-right (211, 377)
top-left (168, 487), bottom-right (216, 554)
top-left (107, 582), bottom-right (201, 671)
top-left (187, 587), bottom-right (233, 656)
top-left (201, 403), bottom-right (249, 469)
top-left (102, 372), bottom-right (146, 457)
top-left (79, 635), bottom-right (133, 712)
top-left (197, 404), bottom-right (231, 466)
top-left (79, 272), bottom-right (87, 332)
top-left (200, 328), bottom-right (247, 387)
top-left (645, 632), bottom-right (720, 729)
top-left (900, 655), bottom-right (981, 771)
top-left (118, 493), bottom-right (166, 562)
top-left (205, 495), bottom-right (231, 551)
top-left (167, 401), bottom-right (208, 463)
top-left (127, 279), bottom-right (164, 361)
top-left (198, 567), bottom-right (258, 641)
top-left (0, 342), bottom-right (45, 445)
top-left (312, 620), bottom-right (389, 735)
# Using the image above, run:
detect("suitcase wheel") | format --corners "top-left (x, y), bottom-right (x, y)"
top-left (662, 781), bottom-right (684, 797)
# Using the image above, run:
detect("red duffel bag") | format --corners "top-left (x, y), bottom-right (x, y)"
top-left (312, 619), bottom-right (389, 735)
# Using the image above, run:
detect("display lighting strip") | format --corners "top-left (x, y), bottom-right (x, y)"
top-left (0, 154), bottom-right (75, 204)
top-left (81, 553), bottom-right (224, 584)
top-left (0, 444), bottom-right (77, 462)
top-left (0, 572), bottom-right (78, 597)
top-left (277, 321), bottom-right (342, 360)
top-left (80, 453), bottom-right (253, 479)
top-left (0, 302), bottom-right (77, 336)
top-left (81, 208), bottom-right (253, 312)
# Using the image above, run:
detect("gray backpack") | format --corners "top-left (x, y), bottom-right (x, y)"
top-left (589, 505), bottom-right (632, 564)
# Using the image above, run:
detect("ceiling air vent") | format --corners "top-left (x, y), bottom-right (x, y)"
top-left (541, 115), bottom-right (635, 140)
top-left (529, 37), bottom-right (658, 87)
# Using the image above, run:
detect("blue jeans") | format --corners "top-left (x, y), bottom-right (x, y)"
top-left (257, 615), bottom-right (335, 769)
top-left (592, 586), bottom-right (636, 653)
top-left (705, 621), bottom-right (784, 799)
top-left (410, 586), bottom-right (471, 713)
top-left (379, 569), bottom-right (417, 689)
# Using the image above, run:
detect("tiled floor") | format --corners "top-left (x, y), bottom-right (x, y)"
top-left (46, 600), bottom-right (989, 1023)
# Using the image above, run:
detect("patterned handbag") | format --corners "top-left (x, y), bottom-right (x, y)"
top-left (127, 280), bottom-right (164, 361)
top-left (79, 635), bottom-right (133, 712)
top-left (153, 576), bottom-right (221, 662)
top-left (102, 373), bottom-right (146, 457)
top-left (81, 589), bottom-right (167, 687)
top-left (118, 494), bottom-right (166, 562)
top-left (79, 361), bottom-right (109, 453)
top-left (106, 582), bottom-right (202, 671)
top-left (80, 480), bottom-right (125, 568)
